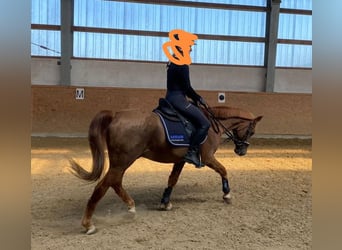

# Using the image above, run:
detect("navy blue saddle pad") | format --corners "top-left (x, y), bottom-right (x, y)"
top-left (153, 98), bottom-right (194, 147)
top-left (154, 111), bottom-right (192, 146)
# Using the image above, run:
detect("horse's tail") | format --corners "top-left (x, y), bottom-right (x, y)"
top-left (69, 110), bottom-right (113, 182)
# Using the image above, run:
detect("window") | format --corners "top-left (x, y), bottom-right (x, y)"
top-left (31, 0), bottom-right (312, 67)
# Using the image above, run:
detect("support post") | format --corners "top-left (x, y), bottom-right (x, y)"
top-left (60, 0), bottom-right (74, 86)
top-left (265, 0), bottom-right (281, 92)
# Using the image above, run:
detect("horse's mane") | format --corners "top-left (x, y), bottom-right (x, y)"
top-left (208, 106), bottom-right (255, 120)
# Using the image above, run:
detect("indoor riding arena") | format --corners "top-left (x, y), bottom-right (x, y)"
top-left (31, 1), bottom-right (312, 249)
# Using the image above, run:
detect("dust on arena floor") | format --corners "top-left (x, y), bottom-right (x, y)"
top-left (31, 137), bottom-right (311, 250)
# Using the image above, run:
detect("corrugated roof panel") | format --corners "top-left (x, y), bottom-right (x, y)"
top-left (278, 14), bottom-right (312, 40)
top-left (73, 31), bottom-right (264, 65)
top-left (276, 44), bottom-right (312, 67)
top-left (194, 39), bottom-right (264, 65)
top-left (31, 0), bottom-right (60, 25)
top-left (176, 0), bottom-right (266, 6)
top-left (74, 0), bottom-right (265, 37)
top-left (32, 0), bottom-right (311, 67)
top-left (31, 30), bottom-right (61, 56)
top-left (280, 0), bottom-right (312, 10)
top-left (71, 0), bottom-right (266, 65)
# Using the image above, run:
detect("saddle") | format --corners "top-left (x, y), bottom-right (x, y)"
top-left (153, 98), bottom-right (196, 146)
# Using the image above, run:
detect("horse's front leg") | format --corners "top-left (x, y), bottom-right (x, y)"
top-left (206, 157), bottom-right (232, 204)
top-left (160, 161), bottom-right (185, 210)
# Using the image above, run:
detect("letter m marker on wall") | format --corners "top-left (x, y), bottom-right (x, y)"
top-left (75, 88), bottom-right (85, 100)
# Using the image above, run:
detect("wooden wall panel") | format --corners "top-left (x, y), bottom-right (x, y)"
top-left (31, 85), bottom-right (311, 136)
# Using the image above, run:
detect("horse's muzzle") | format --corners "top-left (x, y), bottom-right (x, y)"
top-left (234, 141), bottom-right (249, 156)
top-left (234, 147), bottom-right (247, 156)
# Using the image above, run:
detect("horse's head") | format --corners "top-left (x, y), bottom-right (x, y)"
top-left (203, 106), bottom-right (263, 156)
top-left (231, 116), bottom-right (263, 156)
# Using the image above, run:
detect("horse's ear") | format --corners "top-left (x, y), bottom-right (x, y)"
top-left (254, 116), bottom-right (263, 123)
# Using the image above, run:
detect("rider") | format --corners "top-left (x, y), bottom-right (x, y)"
top-left (165, 45), bottom-right (210, 168)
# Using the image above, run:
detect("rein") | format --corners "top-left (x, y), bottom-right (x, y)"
top-left (201, 104), bottom-right (250, 146)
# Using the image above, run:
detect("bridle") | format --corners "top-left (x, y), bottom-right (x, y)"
top-left (232, 121), bottom-right (254, 147)
top-left (202, 104), bottom-right (252, 147)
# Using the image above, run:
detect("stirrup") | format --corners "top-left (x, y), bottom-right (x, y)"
top-left (184, 151), bottom-right (205, 168)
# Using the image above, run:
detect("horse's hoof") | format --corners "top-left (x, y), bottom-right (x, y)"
top-left (128, 206), bottom-right (136, 213)
top-left (85, 225), bottom-right (97, 235)
top-left (160, 202), bottom-right (173, 211)
top-left (223, 193), bottom-right (232, 204)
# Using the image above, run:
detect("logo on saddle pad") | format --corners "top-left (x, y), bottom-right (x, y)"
top-left (169, 134), bottom-right (185, 142)
top-left (153, 98), bottom-right (206, 147)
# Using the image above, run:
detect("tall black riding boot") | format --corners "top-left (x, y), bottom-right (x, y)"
top-left (184, 146), bottom-right (204, 168)
top-left (184, 126), bottom-right (209, 168)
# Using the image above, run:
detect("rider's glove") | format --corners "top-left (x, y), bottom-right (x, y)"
top-left (199, 97), bottom-right (208, 108)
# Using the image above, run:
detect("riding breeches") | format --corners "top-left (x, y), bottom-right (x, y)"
top-left (166, 91), bottom-right (210, 147)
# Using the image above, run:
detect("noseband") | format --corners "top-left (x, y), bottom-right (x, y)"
top-left (232, 122), bottom-right (254, 147)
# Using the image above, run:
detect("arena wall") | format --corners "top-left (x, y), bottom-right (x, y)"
top-left (31, 58), bottom-right (312, 93)
top-left (31, 85), bottom-right (312, 137)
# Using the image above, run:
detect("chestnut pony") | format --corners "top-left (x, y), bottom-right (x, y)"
top-left (70, 105), bottom-right (262, 234)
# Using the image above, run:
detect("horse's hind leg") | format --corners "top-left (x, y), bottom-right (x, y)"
top-left (82, 167), bottom-right (135, 234)
top-left (81, 176), bottom-right (111, 234)
top-left (108, 167), bottom-right (135, 213)
top-left (160, 161), bottom-right (185, 210)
